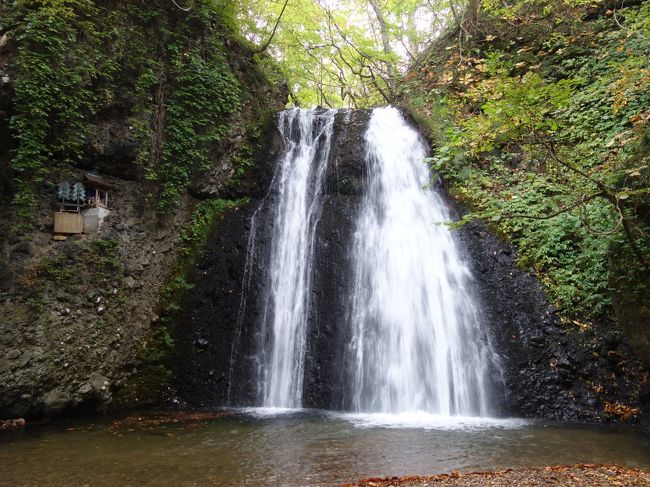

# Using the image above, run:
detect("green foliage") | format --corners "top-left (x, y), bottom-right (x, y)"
top-left (464, 72), bottom-right (573, 154)
top-left (8, 0), bottom-right (112, 224)
top-left (180, 198), bottom-right (247, 258)
top-left (152, 38), bottom-right (241, 210)
top-left (229, 0), bottom-right (454, 107)
top-left (411, 1), bottom-right (650, 319)
top-left (37, 255), bottom-right (75, 284)
top-left (141, 326), bottom-right (175, 365)
top-left (5, 0), bottom-right (274, 224)
top-left (80, 238), bottom-right (122, 276)
top-left (114, 324), bottom-right (175, 408)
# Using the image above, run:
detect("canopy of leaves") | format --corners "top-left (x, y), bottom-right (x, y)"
top-left (226, 0), bottom-right (459, 107)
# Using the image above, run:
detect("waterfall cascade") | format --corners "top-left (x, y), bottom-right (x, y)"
top-left (258, 109), bottom-right (337, 408)
top-left (347, 107), bottom-right (496, 416)
top-left (249, 106), bottom-right (499, 416)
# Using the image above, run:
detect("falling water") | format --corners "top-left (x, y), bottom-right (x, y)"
top-left (347, 106), bottom-right (497, 416)
top-left (250, 106), bottom-right (498, 415)
top-left (259, 108), bottom-right (337, 408)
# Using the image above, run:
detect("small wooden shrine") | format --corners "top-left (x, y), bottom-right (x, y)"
top-left (53, 172), bottom-right (115, 239)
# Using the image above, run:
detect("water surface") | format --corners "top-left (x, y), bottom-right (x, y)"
top-left (1, 409), bottom-right (649, 486)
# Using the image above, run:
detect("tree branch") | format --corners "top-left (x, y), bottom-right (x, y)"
top-left (256, 0), bottom-right (290, 53)
top-left (171, 0), bottom-right (194, 12)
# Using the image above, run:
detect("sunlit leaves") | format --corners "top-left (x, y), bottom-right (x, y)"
top-left (229, 0), bottom-right (457, 107)
top-left (412, 0), bottom-right (650, 318)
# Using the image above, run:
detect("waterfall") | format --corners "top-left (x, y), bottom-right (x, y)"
top-left (248, 106), bottom-right (499, 416)
top-left (258, 108), bottom-right (337, 408)
top-left (346, 106), bottom-right (496, 416)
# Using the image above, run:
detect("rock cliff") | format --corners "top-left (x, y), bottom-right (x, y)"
top-left (174, 109), bottom-right (645, 421)
top-left (0, 0), bottom-right (287, 418)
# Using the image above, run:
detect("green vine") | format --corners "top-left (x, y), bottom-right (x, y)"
top-left (9, 0), bottom-right (111, 224)
top-left (151, 28), bottom-right (241, 210)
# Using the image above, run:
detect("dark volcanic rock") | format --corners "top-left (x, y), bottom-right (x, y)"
top-left (174, 109), bottom-right (372, 407)
top-left (173, 123), bottom-right (283, 407)
top-left (303, 109), bottom-right (370, 408)
top-left (173, 201), bottom-right (260, 406)
top-left (453, 213), bottom-right (645, 421)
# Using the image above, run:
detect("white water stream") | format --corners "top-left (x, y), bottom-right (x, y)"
top-left (348, 107), bottom-right (496, 416)
top-left (259, 108), bottom-right (336, 408)
top-left (258, 106), bottom-right (498, 418)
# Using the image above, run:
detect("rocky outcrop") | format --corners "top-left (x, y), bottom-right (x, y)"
top-left (0, 176), bottom-right (195, 418)
top-left (168, 115), bottom-right (285, 407)
top-left (303, 110), bottom-right (370, 408)
top-left (455, 217), bottom-right (645, 421)
top-left (0, 2), bottom-right (287, 419)
top-left (173, 109), bottom-right (372, 408)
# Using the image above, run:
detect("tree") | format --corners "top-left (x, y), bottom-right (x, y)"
top-left (231, 0), bottom-right (455, 106)
top-left (368, 0), bottom-right (396, 94)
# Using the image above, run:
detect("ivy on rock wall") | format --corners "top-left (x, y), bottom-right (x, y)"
top-left (155, 35), bottom-right (240, 210)
top-left (0, 0), bottom-right (285, 412)
top-left (4, 0), bottom-right (280, 224)
top-left (8, 0), bottom-right (111, 225)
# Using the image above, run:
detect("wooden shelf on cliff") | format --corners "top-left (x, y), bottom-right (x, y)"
top-left (53, 172), bottom-right (115, 239)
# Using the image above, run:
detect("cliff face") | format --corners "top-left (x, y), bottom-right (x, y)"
top-left (174, 108), bottom-right (644, 422)
top-left (0, 1), bottom-right (645, 423)
top-left (0, 0), bottom-right (287, 418)
top-left (172, 109), bottom-right (371, 408)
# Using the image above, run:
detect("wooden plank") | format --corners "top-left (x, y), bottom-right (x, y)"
top-left (53, 212), bottom-right (83, 234)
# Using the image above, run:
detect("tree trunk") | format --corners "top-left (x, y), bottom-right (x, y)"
top-left (464, 0), bottom-right (482, 37)
top-left (368, 0), bottom-right (395, 93)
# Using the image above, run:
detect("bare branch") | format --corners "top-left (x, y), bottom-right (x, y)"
top-left (171, 0), bottom-right (194, 12)
top-left (257, 0), bottom-right (290, 53)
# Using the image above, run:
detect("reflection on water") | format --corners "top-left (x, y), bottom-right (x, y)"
top-left (1, 409), bottom-right (649, 487)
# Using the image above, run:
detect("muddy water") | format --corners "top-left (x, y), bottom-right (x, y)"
top-left (1, 409), bottom-right (649, 486)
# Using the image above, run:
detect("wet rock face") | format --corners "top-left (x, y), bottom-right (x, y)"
top-left (174, 109), bottom-right (372, 407)
top-left (176, 109), bottom-right (644, 421)
top-left (172, 201), bottom-right (260, 406)
top-left (454, 214), bottom-right (645, 421)
top-left (304, 109), bottom-right (370, 409)
top-left (171, 124), bottom-right (285, 407)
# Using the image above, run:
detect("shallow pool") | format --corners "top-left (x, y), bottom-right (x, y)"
top-left (1, 409), bottom-right (649, 486)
